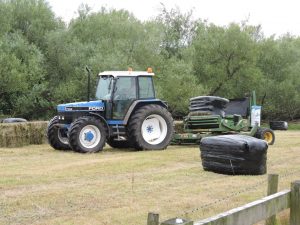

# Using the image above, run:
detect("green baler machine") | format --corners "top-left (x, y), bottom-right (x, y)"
top-left (172, 91), bottom-right (275, 145)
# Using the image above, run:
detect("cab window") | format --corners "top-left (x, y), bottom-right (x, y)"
top-left (138, 76), bottom-right (155, 99)
top-left (112, 77), bottom-right (137, 119)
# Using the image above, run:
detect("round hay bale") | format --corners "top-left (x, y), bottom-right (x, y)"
top-left (199, 135), bottom-right (268, 175)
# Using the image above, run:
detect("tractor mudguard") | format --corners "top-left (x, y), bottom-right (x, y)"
top-left (88, 112), bottom-right (111, 137)
top-left (123, 99), bottom-right (167, 125)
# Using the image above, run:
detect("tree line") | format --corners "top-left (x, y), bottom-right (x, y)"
top-left (0, 0), bottom-right (299, 120)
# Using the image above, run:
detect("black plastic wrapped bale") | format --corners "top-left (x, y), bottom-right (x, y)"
top-left (269, 121), bottom-right (288, 130)
top-left (199, 135), bottom-right (268, 175)
top-left (189, 96), bottom-right (229, 117)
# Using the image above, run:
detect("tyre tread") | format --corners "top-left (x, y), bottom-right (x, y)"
top-left (47, 116), bottom-right (70, 150)
top-left (128, 104), bottom-right (174, 150)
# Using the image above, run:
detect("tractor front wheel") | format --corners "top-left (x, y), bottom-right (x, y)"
top-left (255, 128), bottom-right (275, 145)
top-left (128, 104), bottom-right (174, 150)
top-left (47, 116), bottom-right (71, 150)
top-left (69, 116), bottom-right (107, 153)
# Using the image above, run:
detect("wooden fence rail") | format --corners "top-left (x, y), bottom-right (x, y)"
top-left (147, 176), bottom-right (300, 225)
top-left (194, 190), bottom-right (290, 225)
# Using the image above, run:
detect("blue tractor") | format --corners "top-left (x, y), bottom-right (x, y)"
top-left (47, 69), bottom-right (174, 153)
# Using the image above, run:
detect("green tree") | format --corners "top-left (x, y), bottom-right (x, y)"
top-left (157, 5), bottom-right (199, 59)
top-left (7, 0), bottom-right (62, 49)
top-left (193, 23), bottom-right (262, 98)
top-left (257, 36), bottom-right (300, 119)
top-left (0, 33), bottom-right (47, 118)
top-left (156, 57), bottom-right (206, 115)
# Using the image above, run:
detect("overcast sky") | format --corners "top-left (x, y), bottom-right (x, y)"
top-left (47, 0), bottom-right (300, 37)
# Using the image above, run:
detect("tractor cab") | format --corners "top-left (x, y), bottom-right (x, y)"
top-left (95, 70), bottom-right (155, 120)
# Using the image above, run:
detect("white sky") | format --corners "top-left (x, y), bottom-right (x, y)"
top-left (47, 0), bottom-right (300, 37)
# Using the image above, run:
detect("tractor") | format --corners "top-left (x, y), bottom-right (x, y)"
top-left (47, 68), bottom-right (174, 153)
top-left (172, 91), bottom-right (275, 145)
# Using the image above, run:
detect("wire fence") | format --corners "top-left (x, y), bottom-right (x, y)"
top-left (173, 167), bottom-right (300, 219)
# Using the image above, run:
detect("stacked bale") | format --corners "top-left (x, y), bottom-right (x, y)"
top-left (200, 135), bottom-right (268, 175)
top-left (0, 121), bottom-right (48, 148)
top-left (189, 96), bottom-right (229, 117)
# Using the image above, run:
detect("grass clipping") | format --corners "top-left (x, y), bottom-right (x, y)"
top-left (0, 122), bottom-right (48, 148)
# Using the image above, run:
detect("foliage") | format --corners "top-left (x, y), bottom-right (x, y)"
top-left (193, 23), bottom-right (262, 97)
top-left (0, 0), bottom-right (299, 120)
top-left (157, 4), bottom-right (199, 59)
top-left (0, 33), bottom-right (48, 118)
top-left (257, 36), bottom-right (300, 120)
top-left (156, 57), bottom-right (206, 116)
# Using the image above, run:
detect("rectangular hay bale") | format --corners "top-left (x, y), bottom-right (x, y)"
top-left (0, 121), bottom-right (48, 148)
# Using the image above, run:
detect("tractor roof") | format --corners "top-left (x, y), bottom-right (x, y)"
top-left (98, 71), bottom-right (155, 77)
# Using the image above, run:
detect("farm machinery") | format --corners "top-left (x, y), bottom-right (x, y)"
top-left (47, 66), bottom-right (274, 152)
top-left (172, 91), bottom-right (275, 145)
top-left (47, 68), bottom-right (174, 153)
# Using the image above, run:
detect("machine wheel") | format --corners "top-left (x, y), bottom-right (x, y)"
top-left (106, 138), bottom-right (132, 148)
top-left (128, 104), bottom-right (174, 150)
top-left (69, 116), bottom-right (107, 153)
top-left (255, 128), bottom-right (275, 145)
top-left (47, 116), bottom-right (71, 150)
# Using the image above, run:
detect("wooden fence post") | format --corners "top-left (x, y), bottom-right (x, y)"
top-left (147, 212), bottom-right (159, 225)
top-left (266, 174), bottom-right (279, 225)
top-left (290, 180), bottom-right (300, 225)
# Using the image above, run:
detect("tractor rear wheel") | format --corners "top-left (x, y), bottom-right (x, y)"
top-left (47, 116), bottom-right (71, 150)
top-left (255, 128), bottom-right (275, 145)
top-left (128, 104), bottom-right (174, 150)
top-left (106, 138), bottom-right (132, 148)
top-left (69, 116), bottom-right (107, 153)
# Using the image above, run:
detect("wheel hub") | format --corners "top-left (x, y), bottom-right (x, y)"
top-left (146, 125), bottom-right (154, 133)
top-left (84, 131), bottom-right (94, 142)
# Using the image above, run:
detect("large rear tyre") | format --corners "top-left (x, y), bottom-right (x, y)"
top-left (106, 138), bottom-right (132, 148)
top-left (255, 127), bottom-right (275, 145)
top-left (47, 116), bottom-right (71, 150)
top-left (69, 116), bottom-right (107, 153)
top-left (128, 104), bottom-right (174, 150)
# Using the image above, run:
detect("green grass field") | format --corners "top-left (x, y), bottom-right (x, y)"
top-left (1, 131), bottom-right (300, 225)
top-left (288, 121), bottom-right (300, 130)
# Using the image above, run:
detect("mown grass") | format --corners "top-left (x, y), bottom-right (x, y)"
top-left (0, 131), bottom-right (299, 225)
top-left (288, 121), bottom-right (300, 130)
